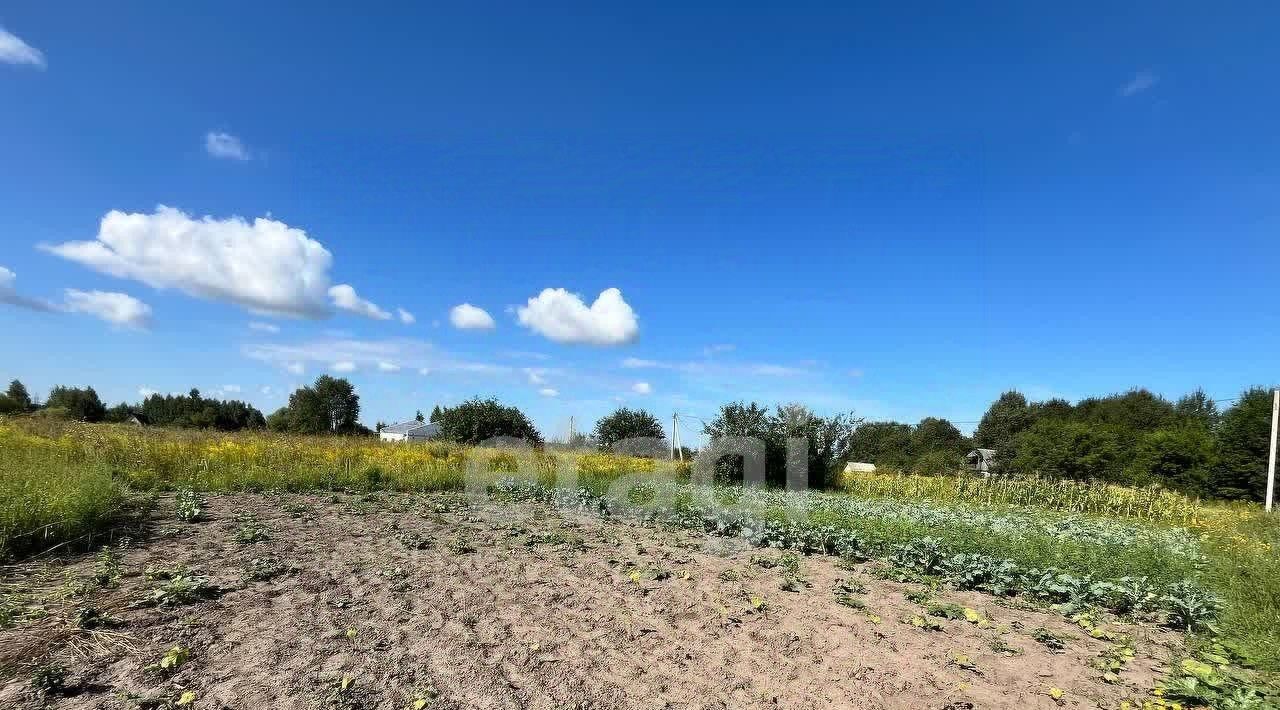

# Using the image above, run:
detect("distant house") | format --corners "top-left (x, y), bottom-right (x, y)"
top-left (966, 448), bottom-right (996, 475)
top-left (843, 461), bottom-right (877, 474)
top-left (126, 414), bottom-right (148, 427)
top-left (378, 420), bottom-right (439, 443)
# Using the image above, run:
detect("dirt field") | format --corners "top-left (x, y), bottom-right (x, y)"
top-left (0, 492), bottom-right (1180, 709)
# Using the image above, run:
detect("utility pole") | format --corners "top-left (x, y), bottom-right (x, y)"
top-left (1267, 389), bottom-right (1278, 513)
top-left (568, 416), bottom-right (575, 448)
top-left (672, 412), bottom-right (683, 462)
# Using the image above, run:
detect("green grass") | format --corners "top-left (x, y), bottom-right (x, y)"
top-left (0, 452), bottom-right (126, 561)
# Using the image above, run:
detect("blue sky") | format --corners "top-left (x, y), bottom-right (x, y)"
top-left (2, 2), bottom-right (1278, 442)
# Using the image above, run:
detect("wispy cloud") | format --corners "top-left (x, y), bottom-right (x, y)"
top-left (205, 131), bottom-right (250, 161)
top-left (249, 321), bottom-right (280, 334)
top-left (1119, 70), bottom-right (1158, 97)
top-left (0, 28), bottom-right (46, 69)
top-left (620, 355), bottom-right (811, 377)
top-left (2, 265), bottom-right (151, 328)
top-left (243, 336), bottom-right (512, 379)
top-left (397, 308), bottom-right (415, 325)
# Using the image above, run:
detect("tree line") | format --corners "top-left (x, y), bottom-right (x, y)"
top-left (0, 379), bottom-right (267, 430)
top-left (4, 374), bottom-right (1276, 501)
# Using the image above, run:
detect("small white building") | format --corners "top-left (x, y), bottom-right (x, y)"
top-left (379, 421), bottom-right (439, 443)
top-left (843, 461), bottom-right (877, 474)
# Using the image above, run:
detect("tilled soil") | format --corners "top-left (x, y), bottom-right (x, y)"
top-left (0, 492), bottom-right (1178, 709)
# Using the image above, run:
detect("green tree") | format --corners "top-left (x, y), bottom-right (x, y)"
top-left (104, 402), bottom-right (133, 423)
top-left (909, 417), bottom-right (967, 458)
top-left (266, 407), bottom-right (290, 432)
top-left (702, 402), bottom-right (855, 488)
top-left (702, 402), bottom-right (774, 484)
top-left (415, 409), bottom-right (425, 423)
top-left (313, 375), bottom-right (361, 433)
top-left (1010, 418), bottom-right (1127, 483)
top-left (6, 380), bottom-right (32, 411)
top-left (847, 421), bottom-right (913, 470)
top-left (593, 407), bottom-right (665, 451)
top-left (1128, 425), bottom-right (1215, 495)
top-left (1211, 387), bottom-right (1278, 500)
top-left (974, 391), bottom-right (1034, 468)
top-left (770, 403), bottom-right (857, 489)
top-left (1175, 388), bottom-right (1220, 431)
top-left (46, 385), bottom-right (106, 422)
top-left (1074, 389), bottom-right (1177, 432)
top-left (433, 397), bottom-right (543, 446)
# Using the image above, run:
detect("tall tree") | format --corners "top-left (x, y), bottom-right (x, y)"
top-left (847, 421), bottom-right (913, 469)
top-left (1211, 387), bottom-right (1278, 500)
top-left (593, 407), bottom-right (665, 451)
top-left (1175, 388), bottom-right (1220, 431)
top-left (974, 391), bottom-right (1034, 468)
top-left (770, 403), bottom-right (857, 489)
top-left (6, 380), bottom-right (32, 411)
top-left (46, 385), bottom-right (107, 422)
top-left (312, 375), bottom-right (360, 433)
top-left (909, 417), bottom-right (968, 458)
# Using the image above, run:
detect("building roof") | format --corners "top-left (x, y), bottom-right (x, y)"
top-left (967, 448), bottom-right (996, 458)
top-left (381, 421), bottom-right (436, 435)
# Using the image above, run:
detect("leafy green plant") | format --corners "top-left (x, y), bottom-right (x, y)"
top-left (243, 556), bottom-right (289, 582)
top-left (1161, 580), bottom-right (1223, 632)
top-left (31, 664), bottom-right (68, 695)
top-left (926, 602), bottom-right (967, 621)
top-left (94, 546), bottom-right (122, 587)
top-left (234, 520), bottom-right (271, 545)
top-left (175, 488), bottom-right (202, 522)
top-left (75, 606), bottom-right (120, 629)
top-left (1031, 627), bottom-right (1069, 653)
top-left (137, 572), bottom-right (221, 607)
top-left (447, 534), bottom-right (475, 555)
top-left (145, 646), bottom-right (190, 677)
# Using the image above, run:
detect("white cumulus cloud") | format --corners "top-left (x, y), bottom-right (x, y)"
top-left (329, 284), bottom-right (391, 320)
top-left (538, 387), bottom-right (559, 397)
top-left (377, 361), bottom-right (400, 372)
top-left (204, 131), bottom-right (250, 160)
top-left (62, 289), bottom-right (152, 329)
top-left (397, 308), bottom-right (415, 325)
top-left (631, 382), bottom-right (652, 395)
top-left (516, 287), bottom-right (638, 346)
top-left (0, 28), bottom-right (45, 68)
top-left (449, 303), bottom-right (495, 330)
top-left (332, 361), bottom-right (357, 373)
top-left (42, 206), bottom-right (341, 318)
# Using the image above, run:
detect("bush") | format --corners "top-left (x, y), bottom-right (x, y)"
top-left (433, 397), bottom-right (543, 446)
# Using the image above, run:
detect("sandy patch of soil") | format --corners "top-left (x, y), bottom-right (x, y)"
top-left (0, 492), bottom-right (1178, 709)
